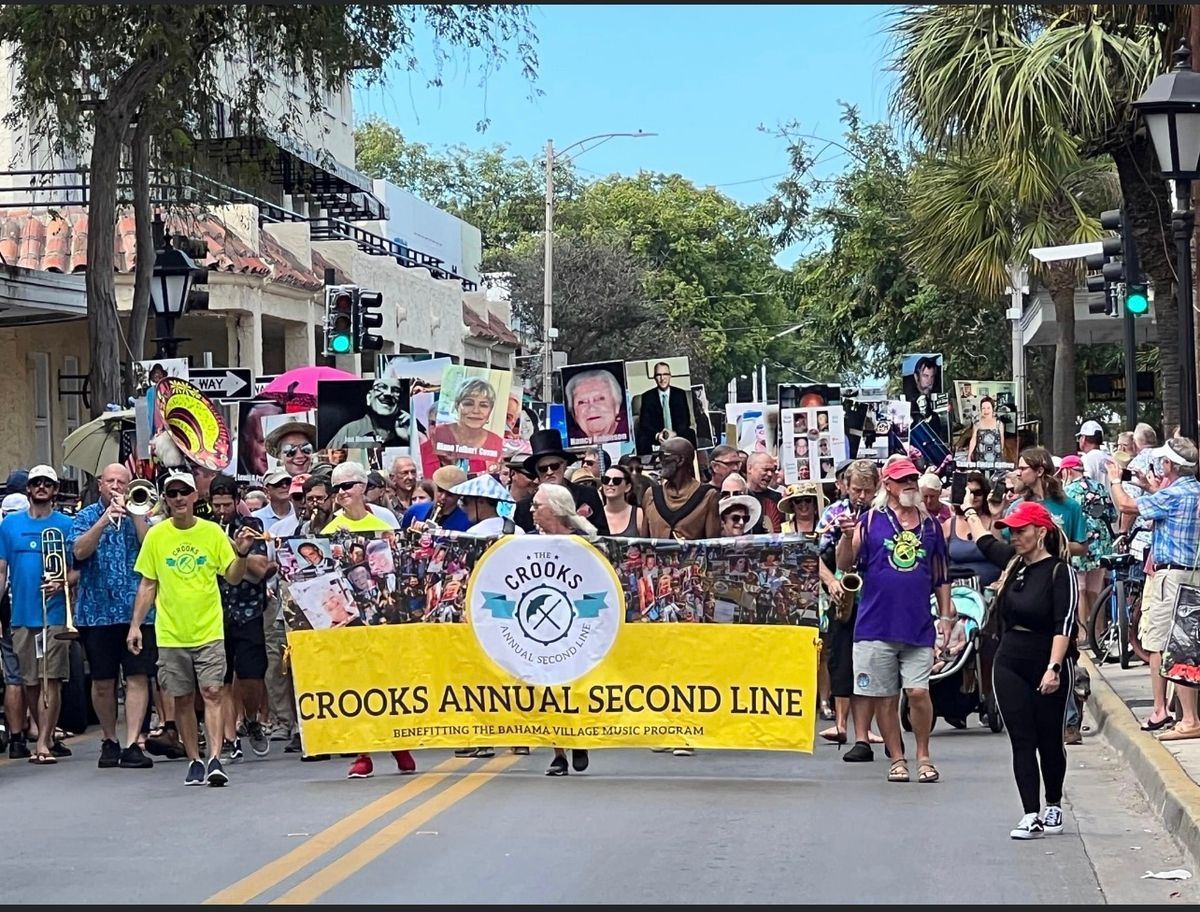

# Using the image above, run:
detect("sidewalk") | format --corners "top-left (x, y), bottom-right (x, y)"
top-left (1082, 654), bottom-right (1200, 868)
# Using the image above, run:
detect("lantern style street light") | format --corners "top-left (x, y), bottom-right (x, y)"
top-left (1133, 40), bottom-right (1200, 441)
top-left (150, 234), bottom-right (196, 359)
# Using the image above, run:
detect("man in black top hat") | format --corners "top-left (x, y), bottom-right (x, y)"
top-left (512, 429), bottom-right (608, 535)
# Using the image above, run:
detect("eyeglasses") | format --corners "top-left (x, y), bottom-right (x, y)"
top-left (281, 443), bottom-right (314, 458)
top-left (163, 488), bottom-right (190, 499)
top-left (724, 513), bottom-right (749, 525)
top-left (601, 475), bottom-right (626, 486)
top-left (333, 481), bottom-right (363, 492)
top-left (304, 495), bottom-right (328, 505)
top-left (536, 461), bottom-right (564, 476)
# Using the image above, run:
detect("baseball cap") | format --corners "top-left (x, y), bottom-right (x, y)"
top-left (288, 473), bottom-right (311, 495)
top-left (1058, 454), bottom-right (1084, 472)
top-left (1151, 439), bottom-right (1197, 467)
top-left (1077, 420), bottom-right (1104, 438)
top-left (330, 462), bottom-right (368, 486)
top-left (881, 458), bottom-right (920, 482)
top-left (1, 492), bottom-right (28, 515)
top-left (994, 500), bottom-right (1056, 532)
top-left (162, 471), bottom-right (196, 493)
top-left (27, 464), bottom-right (59, 485)
top-left (432, 465), bottom-right (469, 492)
top-left (263, 467), bottom-right (291, 487)
top-left (367, 471), bottom-right (387, 489)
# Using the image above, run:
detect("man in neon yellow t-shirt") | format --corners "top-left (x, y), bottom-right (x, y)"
top-left (127, 470), bottom-right (258, 788)
top-left (322, 462), bottom-right (393, 534)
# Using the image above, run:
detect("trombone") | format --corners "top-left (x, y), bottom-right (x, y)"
top-left (40, 528), bottom-right (78, 707)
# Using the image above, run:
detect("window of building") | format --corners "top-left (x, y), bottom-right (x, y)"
top-left (28, 352), bottom-right (51, 466)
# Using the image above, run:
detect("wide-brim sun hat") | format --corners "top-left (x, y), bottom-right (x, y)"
top-left (719, 493), bottom-right (762, 531)
top-left (450, 472), bottom-right (514, 503)
top-left (778, 481), bottom-right (824, 515)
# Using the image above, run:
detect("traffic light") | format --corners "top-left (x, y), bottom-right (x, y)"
top-left (357, 289), bottom-right (384, 352)
top-left (1086, 208), bottom-right (1148, 317)
top-left (324, 285), bottom-right (357, 355)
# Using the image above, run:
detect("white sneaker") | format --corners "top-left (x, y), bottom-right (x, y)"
top-left (1041, 805), bottom-right (1064, 834)
top-left (672, 748), bottom-right (695, 757)
top-left (1010, 813), bottom-right (1044, 839)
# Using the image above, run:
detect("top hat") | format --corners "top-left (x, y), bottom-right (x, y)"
top-left (523, 428), bottom-right (574, 475)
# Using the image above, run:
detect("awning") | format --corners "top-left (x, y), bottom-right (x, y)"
top-left (0, 266), bottom-right (85, 326)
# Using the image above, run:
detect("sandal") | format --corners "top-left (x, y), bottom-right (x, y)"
top-left (28, 753), bottom-right (57, 765)
top-left (917, 761), bottom-right (940, 783)
top-left (887, 759), bottom-right (909, 782)
top-left (818, 701), bottom-right (835, 721)
top-left (819, 727), bottom-right (847, 744)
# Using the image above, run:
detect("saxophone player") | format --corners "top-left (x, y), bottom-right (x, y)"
top-left (0, 466), bottom-right (75, 765)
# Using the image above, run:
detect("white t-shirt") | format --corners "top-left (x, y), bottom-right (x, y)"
top-left (1080, 448), bottom-right (1114, 485)
top-left (252, 503), bottom-right (295, 534)
top-left (466, 516), bottom-right (523, 536)
top-left (367, 504), bottom-right (401, 529)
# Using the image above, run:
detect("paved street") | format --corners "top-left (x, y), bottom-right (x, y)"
top-left (4, 722), bottom-right (1196, 904)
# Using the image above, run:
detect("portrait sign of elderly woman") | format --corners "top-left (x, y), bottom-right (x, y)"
top-left (432, 366), bottom-right (512, 463)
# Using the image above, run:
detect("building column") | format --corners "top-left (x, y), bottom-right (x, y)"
top-left (226, 309), bottom-right (264, 375)
top-left (283, 319), bottom-right (315, 370)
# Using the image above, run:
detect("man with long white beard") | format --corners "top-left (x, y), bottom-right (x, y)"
top-left (836, 456), bottom-right (951, 785)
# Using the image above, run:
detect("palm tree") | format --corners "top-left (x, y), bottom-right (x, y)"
top-left (906, 146), bottom-right (1118, 452)
top-left (889, 4), bottom-right (1184, 432)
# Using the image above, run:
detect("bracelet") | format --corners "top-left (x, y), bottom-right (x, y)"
top-left (964, 509), bottom-right (978, 517)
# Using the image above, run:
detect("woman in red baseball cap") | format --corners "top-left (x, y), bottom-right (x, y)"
top-left (962, 495), bottom-right (1076, 840)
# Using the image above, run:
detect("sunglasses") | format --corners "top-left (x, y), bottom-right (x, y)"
top-left (290, 492), bottom-right (304, 501)
top-left (725, 513), bottom-right (749, 525)
top-left (968, 488), bottom-right (985, 498)
top-left (163, 488), bottom-right (191, 499)
top-left (27, 478), bottom-right (56, 489)
top-left (536, 461), bottom-right (564, 476)
top-left (601, 475), bottom-right (626, 486)
top-left (281, 443), bottom-right (314, 458)
top-left (581, 458), bottom-right (597, 467)
top-left (333, 481), bottom-right (362, 492)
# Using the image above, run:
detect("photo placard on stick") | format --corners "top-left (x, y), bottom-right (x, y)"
top-left (432, 364), bottom-right (512, 463)
top-left (317, 378), bottom-right (412, 450)
top-left (778, 383), bottom-right (841, 410)
top-left (901, 352), bottom-right (948, 442)
top-left (627, 356), bottom-right (696, 455)
top-left (780, 406), bottom-right (846, 483)
top-left (560, 360), bottom-right (632, 447)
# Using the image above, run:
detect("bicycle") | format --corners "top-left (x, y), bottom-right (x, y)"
top-left (1087, 549), bottom-right (1142, 669)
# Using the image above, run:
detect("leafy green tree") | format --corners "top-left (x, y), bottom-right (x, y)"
top-left (888, 3), bottom-right (1185, 431)
top-left (0, 4), bottom-right (538, 415)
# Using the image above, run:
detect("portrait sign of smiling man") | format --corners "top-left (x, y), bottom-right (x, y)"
top-left (562, 360), bottom-right (631, 447)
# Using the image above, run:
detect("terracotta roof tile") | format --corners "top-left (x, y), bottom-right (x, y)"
top-left (311, 249), bottom-right (349, 285)
top-left (486, 312), bottom-right (520, 346)
top-left (0, 206), bottom-right (319, 288)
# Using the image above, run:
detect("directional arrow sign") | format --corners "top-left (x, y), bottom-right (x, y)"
top-left (255, 374), bottom-right (279, 397)
top-left (189, 368), bottom-right (254, 401)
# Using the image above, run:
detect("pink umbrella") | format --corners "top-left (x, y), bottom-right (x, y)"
top-left (261, 365), bottom-right (358, 411)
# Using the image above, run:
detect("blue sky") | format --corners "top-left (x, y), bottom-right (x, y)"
top-left (354, 5), bottom-right (898, 264)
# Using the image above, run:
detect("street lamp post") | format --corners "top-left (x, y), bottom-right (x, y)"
top-left (542, 131), bottom-right (656, 402)
top-left (1133, 40), bottom-right (1200, 441)
top-left (149, 234), bottom-right (196, 359)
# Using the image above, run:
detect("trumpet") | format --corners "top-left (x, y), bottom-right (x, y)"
top-left (125, 479), bottom-right (159, 517)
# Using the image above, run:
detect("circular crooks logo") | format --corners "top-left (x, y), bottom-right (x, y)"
top-left (468, 536), bottom-right (621, 685)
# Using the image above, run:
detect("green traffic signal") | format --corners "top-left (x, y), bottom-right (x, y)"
top-left (1126, 284), bottom-right (1149, 316)
top-left (329, 332), bottom-right (354, 354)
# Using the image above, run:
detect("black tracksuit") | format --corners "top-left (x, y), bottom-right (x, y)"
top-left (978, 534), bottom-right (1078, 815)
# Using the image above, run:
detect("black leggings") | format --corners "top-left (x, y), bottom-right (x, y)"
top-left (992, 631), bottom-right (1072, 815)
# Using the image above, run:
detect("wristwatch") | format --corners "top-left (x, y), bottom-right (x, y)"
top-left (1047, 662), bottom-right (1061, 673)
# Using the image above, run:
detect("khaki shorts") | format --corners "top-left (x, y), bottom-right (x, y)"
top-left (1140, 568), bottom-right (1198, 653)
top-left (157, 639), bottom-right (226, 697)
top-left (12, 626), bottom-right (70, 685)
top-left (853, 640), bottom-right (934, 697)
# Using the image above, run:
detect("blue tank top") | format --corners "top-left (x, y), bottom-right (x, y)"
top-left (947, 515), bottom-right (1002, 587)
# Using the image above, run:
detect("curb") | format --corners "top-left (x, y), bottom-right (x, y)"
top-left (1082, 654), bottom-right (1200, 868)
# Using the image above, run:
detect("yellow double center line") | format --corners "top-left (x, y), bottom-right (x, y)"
top-left (206, 754), bottom-right (518, 905)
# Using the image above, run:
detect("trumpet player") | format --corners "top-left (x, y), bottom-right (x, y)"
top-left (0, 465), bottom-right (75, 766)
top-left (69, 463), bottom-right (154, 770)
top-left (128, 470), bottom-right (260, 788)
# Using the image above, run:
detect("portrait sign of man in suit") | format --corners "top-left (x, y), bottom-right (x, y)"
top-left (630, 358), bottom-right (697, 455)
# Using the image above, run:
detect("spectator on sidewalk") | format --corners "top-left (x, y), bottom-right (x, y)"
top-left (1106, 437), bottom-right (1200, 739)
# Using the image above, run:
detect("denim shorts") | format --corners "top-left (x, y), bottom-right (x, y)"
top-left (0, 630), bottom-right (20, 686)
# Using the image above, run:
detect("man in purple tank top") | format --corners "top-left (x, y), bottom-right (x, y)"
top-left (836, 457), bottom-right (950, 784)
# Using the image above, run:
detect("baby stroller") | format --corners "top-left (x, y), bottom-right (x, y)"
top-left (900, 581), bottom-right (1004, 733)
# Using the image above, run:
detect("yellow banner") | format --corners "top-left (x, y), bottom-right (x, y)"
top-left (291, 623), bottom-right (819, 754)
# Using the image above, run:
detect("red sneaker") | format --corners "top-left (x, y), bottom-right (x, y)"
top-left (392, 750), bottom-right (416, 774)
top-left (346, 755), bottom-right (374, 779)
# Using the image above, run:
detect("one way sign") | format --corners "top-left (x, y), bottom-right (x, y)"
top-left (190, 368), bottom-right (254, 401)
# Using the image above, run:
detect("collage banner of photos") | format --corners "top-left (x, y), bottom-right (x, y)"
top-left (276, 531), bottom-right (825, 633)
